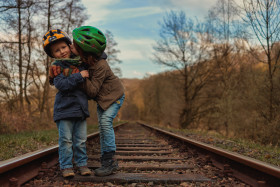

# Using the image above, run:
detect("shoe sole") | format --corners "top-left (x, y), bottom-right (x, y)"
top-left (63, 173), bottom-right (75, 178)
top-left (94, 168), bottom-right (118, 177)
top-left (80, 172), bottom-right (92, 176)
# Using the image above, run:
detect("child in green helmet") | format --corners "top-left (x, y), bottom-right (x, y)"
top-left (72, 26), bottom-right (125, 177)
top-left (43, 29), bottom-right (92, 178)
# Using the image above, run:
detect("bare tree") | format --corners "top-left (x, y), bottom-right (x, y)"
top-left (0, 0), bottom-right (88, 119)
top-left (140, 75), bottom-right (162, 124)
top-left (105, 30), bottom-right (122, 77)
top-left (203, 0), bottom-right (248, 135)
top-left (243, 0), bottom-right (280, 121)
top-left (60, 0), bottom-right (88, 34)
top-left (23, 0), bottom-right (36, 114)
top-left (0, 0), bottom-right (30, 110)
top-left (0, 44), bottom-right (18, 108)
top-left (153, 11), bottom-right (212, 128)
top-left (206, 0), bottom-right (244, 42)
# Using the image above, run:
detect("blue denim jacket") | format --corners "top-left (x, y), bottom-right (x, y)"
top-left (53, 64), bottom-right (89, 122)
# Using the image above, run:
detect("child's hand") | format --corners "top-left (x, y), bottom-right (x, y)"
top-left (51, 65), bottom-right (61, 77)
top-left (70, 44), bottom-right (79, 56)
top-left (80, 70), bottom-right (89, 78)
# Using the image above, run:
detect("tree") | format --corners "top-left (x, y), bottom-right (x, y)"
top-left (0, 0), bottom-right (31, 110)
top-left (105, 30), bottom-right (122, 77)
top-left (204, 0), bottom-right (248, 135)
top-left (243, 0), bottom-right (280, 121)
top-left (153, 11), bottom-right (212, 128)
top-left (0, 0), bottom-right (88, 119)
top-left (23, 0), bottom-right (37, 114)
top-left (206, 0), bottom-right (246, 42)
top-left (58, 0), bottom-right (88, 34)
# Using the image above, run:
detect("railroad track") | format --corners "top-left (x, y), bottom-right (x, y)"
top-left (0, 122), bottom-right (279, 186)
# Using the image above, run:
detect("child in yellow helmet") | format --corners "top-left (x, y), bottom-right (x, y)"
top-left (43, 29), bottom-right (91, 178)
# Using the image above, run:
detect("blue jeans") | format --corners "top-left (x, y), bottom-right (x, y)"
top-left (97, 94), bottom-right (125, 155)
top-left (56, 119), bottom-right (88, 170)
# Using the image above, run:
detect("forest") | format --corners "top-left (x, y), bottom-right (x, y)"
top-left (0, 0), bottom-right (279, 146)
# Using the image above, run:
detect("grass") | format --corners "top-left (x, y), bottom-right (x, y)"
top-left (223, 138), bottom-right (280, 166)
top-left (0, 123), bottom-right (100, 161)
top-left (153, 124), bottom-right (280, 167)
top-left (0, 121), bottom-right (126, 162)
top-left (0, 129), bottom-right (59, 161)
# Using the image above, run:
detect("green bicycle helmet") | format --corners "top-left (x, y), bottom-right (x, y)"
top-left (72, 26), bottom-right (106, 57)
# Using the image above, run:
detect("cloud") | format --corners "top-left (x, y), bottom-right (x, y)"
top-left (133, 71), bottom-right (143, 76)
top-left (82, 0), bottom-right (164, 24)
top-left (106, 7), bottom-right (164, 21)
top-left (116, 37), bottom-right (156, 61)
top-left (234, 0), bottom-right (244, 6)
top-left (165, 0), bottom-right (217, 19)
top-left (81, 0), bottom-right (120, 22)
top-left (170, 0), bottom-right (216, 10)
top-left (146, 72), bottom-right (155, 76)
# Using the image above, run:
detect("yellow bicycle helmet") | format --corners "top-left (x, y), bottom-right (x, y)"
top-left (43, 29), bottom-right (72, 58)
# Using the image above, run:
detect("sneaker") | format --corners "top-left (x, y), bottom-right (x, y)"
top-left (62, 168), bottom-right (75, 178)
top-left (78, 166), bottom-right (92, 176)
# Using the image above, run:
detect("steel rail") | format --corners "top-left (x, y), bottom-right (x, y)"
top-left (0, 122), bottom-right (127, 187)
top-left (139, 122), bottom-right (280, 187)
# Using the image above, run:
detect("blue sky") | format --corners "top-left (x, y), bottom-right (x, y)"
top-left (80, 0), bottom-right (218, 79)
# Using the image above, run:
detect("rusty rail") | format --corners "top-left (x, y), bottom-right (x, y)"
top-left (1, 121), bottom-right (279, 186)
top-left (0, 122), bottom-right (127, 187)
top-left (138, 122), bottom-right (280, 187)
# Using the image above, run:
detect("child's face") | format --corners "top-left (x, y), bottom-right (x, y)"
top-left (51, 40), bottom-right (71, 59)
top-left (70, 44), bottom-right (79, 56)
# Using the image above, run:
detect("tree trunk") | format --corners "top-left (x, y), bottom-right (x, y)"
top-left (24, 11), bottom-right (32, 114)
top-left (40, 0), bottom-right (52, 119)
top-left (17, 0), bottom-right (23, 110)
top-left (180, 65), bottom-right (192, 128)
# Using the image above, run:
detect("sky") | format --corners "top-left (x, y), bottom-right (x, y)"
top-left (80, 0), bottom-right (218, 79)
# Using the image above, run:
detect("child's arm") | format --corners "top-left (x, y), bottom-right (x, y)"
top-left (82, 61), bottom-right (108, 98)
top-left (49, 65), bottom-right (61, 85)
top-left (49, 58), bottom-right (85, 86)
top-left (54, 70), bottom-right (88, 92)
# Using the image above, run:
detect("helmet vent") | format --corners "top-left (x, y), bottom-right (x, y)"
top-left (81, 28), bottom-right (90, 32)
top-left (98, 31), bottom-right (104, 36)
top-left (83, 35), bottom-right (93, 40)
top-left (96, 39), bottom-right (104, 46)
top-left (84, 41), bottom-right (91, 45)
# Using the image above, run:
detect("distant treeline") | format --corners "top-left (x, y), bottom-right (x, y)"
top-left (121, 50), bottom-right (280, 145)
top-left (121, 0), bottom-right (280, 145)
